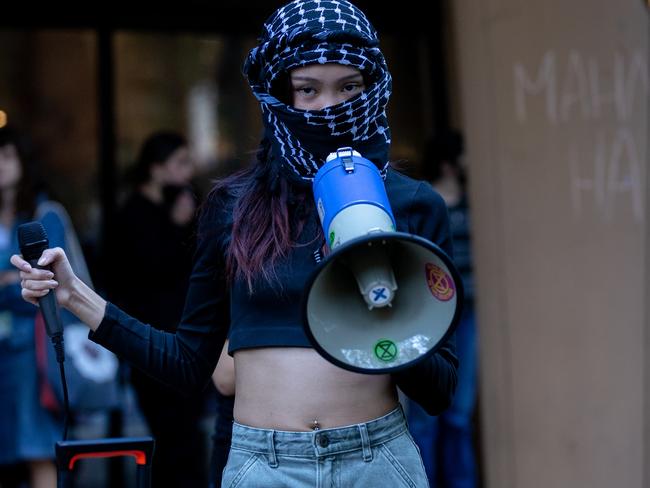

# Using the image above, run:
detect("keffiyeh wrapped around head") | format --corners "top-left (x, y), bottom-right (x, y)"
top-left (244, 0), bottom-right (392, 186)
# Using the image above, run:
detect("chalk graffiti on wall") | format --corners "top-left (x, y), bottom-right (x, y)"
top-left (514, 50), bottom-right (648, 222)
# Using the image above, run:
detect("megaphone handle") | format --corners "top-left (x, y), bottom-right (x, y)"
top-left (312, 239), bottom-right (327, 264)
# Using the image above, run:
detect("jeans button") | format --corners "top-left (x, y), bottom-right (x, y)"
top-left (318, 434), bottom-right (330, 448)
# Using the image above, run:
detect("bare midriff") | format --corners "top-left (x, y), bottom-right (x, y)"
top-left (233, 347), bottom-right (399, 431)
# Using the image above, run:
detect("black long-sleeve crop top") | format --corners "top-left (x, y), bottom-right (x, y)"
top-left (89, 168), bottom-right (458, 416)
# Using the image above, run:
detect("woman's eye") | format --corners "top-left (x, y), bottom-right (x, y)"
top-left (296, 87), bottom-right (315, 96)
top-left (342, 83), bottom-right (363, 93)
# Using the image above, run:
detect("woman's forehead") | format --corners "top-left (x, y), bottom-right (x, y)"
top-left (290, 64), bottom-right (363, 79)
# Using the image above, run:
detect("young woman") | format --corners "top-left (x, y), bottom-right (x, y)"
top-left (0, 125), bottom-right (65, 488)
top-left (13, 2), bottom-right (458, 486)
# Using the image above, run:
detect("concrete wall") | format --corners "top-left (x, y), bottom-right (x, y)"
top-left (448, 1), bottom-right (649, 486)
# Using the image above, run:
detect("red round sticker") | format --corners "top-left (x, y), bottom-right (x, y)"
top-left (425, 263), bottom-right (455, 301)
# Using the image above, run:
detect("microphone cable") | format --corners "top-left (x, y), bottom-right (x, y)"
top-left (52, 333), bottom-right (71, 440)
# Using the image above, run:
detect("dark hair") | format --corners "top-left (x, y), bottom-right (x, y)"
top-left (0, 125), bottom-right (40, 218)
top-left (422, 129), bottom-right (465, 184)
top-left (207, 139), bottom-right (318, 291)
top-left (131, 131), bottom-right (187, 185)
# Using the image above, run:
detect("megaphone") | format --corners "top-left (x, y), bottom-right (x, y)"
top-left (303, 148), bottom-right (463, 374)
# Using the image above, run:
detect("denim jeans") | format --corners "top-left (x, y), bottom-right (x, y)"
top-left (407, 307), bottom-right (478, 488)
top-left (221, 406), bottom-right (429, 487)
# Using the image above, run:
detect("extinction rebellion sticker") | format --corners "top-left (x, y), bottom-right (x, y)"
top-left (425, 263), bottom-right (455, 301)
top-left (374, 339), bottom-right (398, 362)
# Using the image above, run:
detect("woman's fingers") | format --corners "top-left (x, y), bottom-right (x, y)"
top-left (19, 267), bottom-right (54, 281)
top-left (21, 278), bottom-right (58, 291)
top-left (21, 293), bottom-right (39, 306)
top-left (10, 254), bottom-right (32, 272)
top-left (11, 249), bottom-right (67, 307)
top-left (37, 247), bottom-right (65, 266)
top-left (20, 277), bottom-right (58, 307)
top-left (21, 286), bottom-right (50, 305)
top-left (10, 247), bottom-right (64, 269)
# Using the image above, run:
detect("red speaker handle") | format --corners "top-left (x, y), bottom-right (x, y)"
top-left (56, 437), bottom-right (155, 488)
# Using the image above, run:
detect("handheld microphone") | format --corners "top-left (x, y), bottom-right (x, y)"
top-left (17, 221), bottom-right (64, 339)
top-left (18, 221), bottom-right (71, 439)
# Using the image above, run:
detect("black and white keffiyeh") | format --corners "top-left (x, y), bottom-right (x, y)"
top-left (244, 0), bottom-right (392, 185)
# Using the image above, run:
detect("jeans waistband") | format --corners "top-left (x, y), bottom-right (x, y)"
top-left (231, 405), bottom-right (407, 459)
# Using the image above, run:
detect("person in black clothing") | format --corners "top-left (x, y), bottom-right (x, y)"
top-left (112, 132), bottom-right (196, 333)
top-left (407, 130), bottom-right (479, 487)
top-left (110, 131), bottom-right (207, 488)
top-left (14, 2), bottom-right (458, 486)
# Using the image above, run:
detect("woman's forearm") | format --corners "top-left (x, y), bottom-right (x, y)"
top-left (67, 277), bottom-right (107, 331)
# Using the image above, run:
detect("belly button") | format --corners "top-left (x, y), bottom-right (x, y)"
top-left (311, 420), bottom-right (321, 431)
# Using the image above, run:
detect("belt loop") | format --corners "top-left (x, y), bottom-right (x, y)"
top-left (358, 424), bottom-right (373, 462)
top-left (267, 430), bottom-right (279, 468)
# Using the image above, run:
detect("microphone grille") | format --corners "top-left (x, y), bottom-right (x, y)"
top-left (17, 221), bottom-right (49, 260)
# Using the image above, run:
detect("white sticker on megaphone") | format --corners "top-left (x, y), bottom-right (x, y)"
top-left (370, 286), bottom-right (391, 305)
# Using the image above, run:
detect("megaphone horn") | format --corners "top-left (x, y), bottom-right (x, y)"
top-left (303, 148), bottom-right (463, 374)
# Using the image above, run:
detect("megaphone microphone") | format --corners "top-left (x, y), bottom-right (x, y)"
top-left (303, 148), bottom-right (463, 374)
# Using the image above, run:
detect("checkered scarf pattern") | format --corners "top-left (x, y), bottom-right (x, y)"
top-left (244, 0), bottom-right (392, 185)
